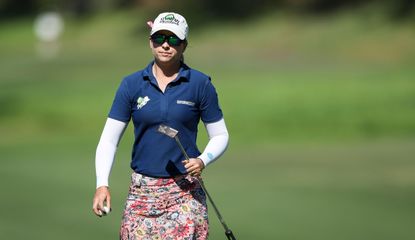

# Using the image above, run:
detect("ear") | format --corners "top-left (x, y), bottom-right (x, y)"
top-left (149, 38), bottom-right (153, 49)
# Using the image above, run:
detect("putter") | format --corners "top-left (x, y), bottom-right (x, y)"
top-left (158, 124), bottom-right (236, 240)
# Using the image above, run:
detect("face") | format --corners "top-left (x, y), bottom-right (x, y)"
top-left (149, 30), bottom-right (187, 64)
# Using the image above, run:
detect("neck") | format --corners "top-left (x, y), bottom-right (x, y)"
top-left (153, 60), bottom-right (181, 78)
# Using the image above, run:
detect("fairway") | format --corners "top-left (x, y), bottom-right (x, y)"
top-left (1, 9), bottom-right (415, 240)
top-left (1, 139), bottom-right (415, 239)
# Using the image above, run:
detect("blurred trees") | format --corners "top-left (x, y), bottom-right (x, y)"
top-left (0, 0), bottom-right (126, 18)
top-left (1, 0), bottom-right (414, 19)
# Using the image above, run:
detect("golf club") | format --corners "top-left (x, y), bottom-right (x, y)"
top-left (158, 124), bottom-right (236, 240)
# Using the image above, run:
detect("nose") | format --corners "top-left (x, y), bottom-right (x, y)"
top-left (161, 41), bottom-right (170, 48)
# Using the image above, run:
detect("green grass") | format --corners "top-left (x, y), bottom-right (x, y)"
top-left (1, 138), bottom-right (415, 239)
top-left (1, 9), bottom-right (415, 239)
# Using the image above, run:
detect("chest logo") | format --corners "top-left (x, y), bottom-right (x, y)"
top-left (177, 100), bottom-right (195, 106)
top-left (137, 96), bottom-right (150, 109)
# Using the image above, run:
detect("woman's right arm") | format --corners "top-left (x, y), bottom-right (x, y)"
top-left (92, 118), bottom-right (128, 216)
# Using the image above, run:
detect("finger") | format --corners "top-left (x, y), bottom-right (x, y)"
top-left (96, 195), bottom-right (106, 216)
top-left (92, 201), bottom-right (98, 215)
top-left (92, 199), bottom-right (103, 217)
top-left (98, 198), bottom-right (104, 212)
top-left (191, 170), bottom-right (201, 177)
top-left (189, 159), bottom-right (203, 168)
top-left (187, 165), bottom-right (200, 173)
top-left (106, 195), bottom-right (111, 212)
top-left (182, 161), bottom-right (193, 170)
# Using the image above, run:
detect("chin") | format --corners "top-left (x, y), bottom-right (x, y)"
top-left (158, 57), bottom-right (176, 63)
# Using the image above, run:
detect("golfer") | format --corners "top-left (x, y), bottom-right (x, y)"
top-left (92, 12), bottom-right (229, 239)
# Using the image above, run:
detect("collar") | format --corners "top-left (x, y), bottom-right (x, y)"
top-left (142, 61), bottom-right (190, 84)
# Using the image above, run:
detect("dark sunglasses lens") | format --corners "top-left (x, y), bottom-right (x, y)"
top-left (152, 35), bottom-right (165, 44)
top-left (151, 34), bottom-right (182, 46)
top-left (167, 36), bottom-right (182, 46)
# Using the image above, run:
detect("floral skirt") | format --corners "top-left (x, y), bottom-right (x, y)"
top-left (120, 172), bottom-right (208, 240)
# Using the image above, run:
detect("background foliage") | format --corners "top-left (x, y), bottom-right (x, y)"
top-left (1, 0), bottom-right (415, 19)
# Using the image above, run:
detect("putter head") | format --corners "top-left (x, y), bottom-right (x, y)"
top-left (158, 124), bottom-right (178, 138)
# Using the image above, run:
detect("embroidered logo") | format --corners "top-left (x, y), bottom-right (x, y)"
top-left (160, 14), bottom-right (180, 25)
top-left (177, 100), bottom-right (195, 106)
top-left (137, 96), bottom-right (150, 109)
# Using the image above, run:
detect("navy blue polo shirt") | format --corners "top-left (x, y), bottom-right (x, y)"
top-left (108, 61), bottom-right (223, 177)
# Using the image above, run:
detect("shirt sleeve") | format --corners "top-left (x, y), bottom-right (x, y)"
top-left (108, 78), bottom-right (132, 122)
top-left (95, 118), bottom-right (128, 188)
top-left (198, 118), bottom-right (229, 166)
top-left (200, 78), bottom-right (223, 123)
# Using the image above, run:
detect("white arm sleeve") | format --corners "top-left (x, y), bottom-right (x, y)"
top-left (198, 118), bottom-right (229, 167)
top-left (95, 118), bottom-right (128, 188)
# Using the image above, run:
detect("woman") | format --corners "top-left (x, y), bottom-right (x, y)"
top-left (92, 12), bottom-right (229, 239)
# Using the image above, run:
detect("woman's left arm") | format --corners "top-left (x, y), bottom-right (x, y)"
top-left (184, 118), bottom-right (229, 176)
top-left (198, 118), bottom-right (229, 166)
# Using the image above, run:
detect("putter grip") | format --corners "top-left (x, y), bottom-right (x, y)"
top-left (225, 230), bottom-right (236, 240)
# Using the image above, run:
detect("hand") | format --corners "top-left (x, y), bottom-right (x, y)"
top-left (183, 158), bottom-right (205, 177)
top-left (92, 186), bottom-right (111, 217)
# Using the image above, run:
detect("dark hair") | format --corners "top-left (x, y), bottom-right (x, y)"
top-left (181, 40), bottom-right (188, 62)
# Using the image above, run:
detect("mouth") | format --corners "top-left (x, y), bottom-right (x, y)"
top-left (159, 52), bottom-right (171, 57)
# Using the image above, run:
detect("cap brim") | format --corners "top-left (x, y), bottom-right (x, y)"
top-left (150, 26), bottom-right (186, 40)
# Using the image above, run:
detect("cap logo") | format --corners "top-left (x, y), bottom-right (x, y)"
top-left (160, 14), bottom-right (180, 25)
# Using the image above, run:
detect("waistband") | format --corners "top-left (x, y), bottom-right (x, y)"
top-left (131, 172), bottom-right (194, 187)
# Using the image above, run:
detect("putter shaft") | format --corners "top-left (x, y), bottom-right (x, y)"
top-left (174, 136), bottom-right (236, 240)
top-left (158, 125), bottom-right (236, 239)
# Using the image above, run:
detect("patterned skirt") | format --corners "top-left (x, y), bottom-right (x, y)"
top-left (120, 172), bottom-right (208, 240)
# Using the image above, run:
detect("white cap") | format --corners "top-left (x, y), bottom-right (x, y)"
top-left (150, 12), bottom-right (188, 40)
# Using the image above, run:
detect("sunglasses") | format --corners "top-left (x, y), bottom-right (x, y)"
top-left (150, 34), bottom-right (184, 46)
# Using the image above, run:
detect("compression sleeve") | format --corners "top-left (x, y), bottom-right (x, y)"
top-left (95, 118), bottom-right (128, 188)
top-left (197, 118), bottom-right (229, 166)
